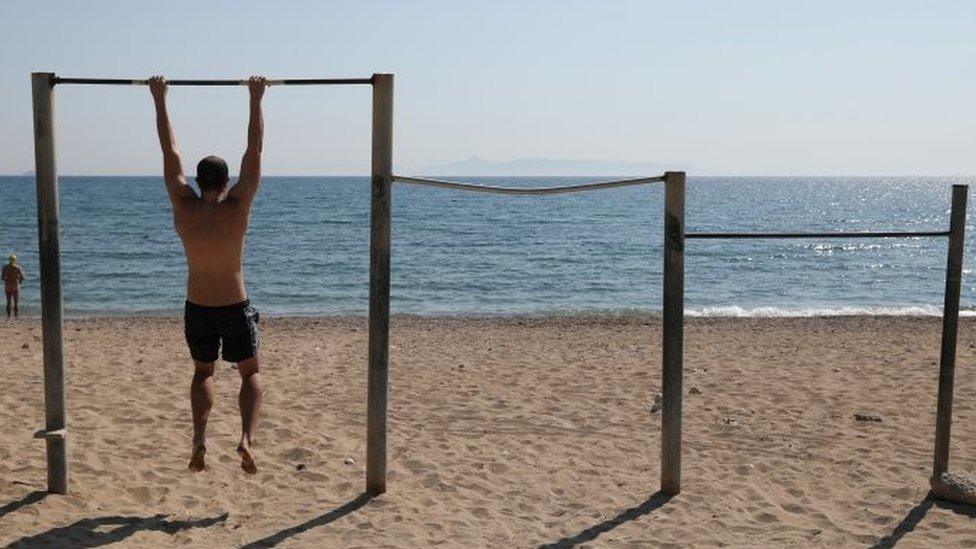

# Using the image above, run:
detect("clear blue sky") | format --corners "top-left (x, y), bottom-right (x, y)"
top-left (1, 1), bottom-right (973, 176)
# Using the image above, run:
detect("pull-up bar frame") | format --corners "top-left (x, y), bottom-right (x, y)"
top-left (663, 183), bottom-right (971, 502)
top-left (30, 71), bottom-right (391, 496)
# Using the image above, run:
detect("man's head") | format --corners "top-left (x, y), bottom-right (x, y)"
top-left (196, 155), bottom-right (229, 202)
top-left (7, 254), bottom-right (15, 265)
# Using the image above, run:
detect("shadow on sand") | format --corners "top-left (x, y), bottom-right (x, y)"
top-left (5, 512), bottom-right (228, 548)
top-left (870, 495), bottom-right (976, 549)
top-left (539, 491), bottom-right (674, 548)
top-left (241, 492), bottom-right (374, 548)
top-left (0, 491), bottom-right (47, 520)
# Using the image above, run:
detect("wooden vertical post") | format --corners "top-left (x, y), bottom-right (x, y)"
top-left (367, 73), bottom-right (394, 495)
top-left (31, 72), bottom-right (68, 495)
top-left (661, 171), bottom-right (685, 495)
top-left (933, 184), bottom-right (968, 479)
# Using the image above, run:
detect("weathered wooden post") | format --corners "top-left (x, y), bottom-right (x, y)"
top-left (662, 171), bottom-right (685, 495)
top-left (31, 72), bottom-right (68, 495)
top-left (367, 73), bottom-right (393, 495)
top-left (932, 184), bottom-right (968, 480)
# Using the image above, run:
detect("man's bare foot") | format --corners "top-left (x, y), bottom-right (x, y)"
top-left (188, 444), bottom-right (206, 472)
top-left (237, 442), bottom-right (257, 474)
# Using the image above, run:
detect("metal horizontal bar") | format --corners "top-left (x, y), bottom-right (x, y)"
top-left (392, 175), bottom-right (665, 195)
top-left (687, 230), bottom-right (950, 239)
top-left (54, 77), bottom-right (374, 86)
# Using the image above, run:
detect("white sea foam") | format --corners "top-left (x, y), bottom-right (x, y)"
top-left (686, 305), bottom-right (976, 317)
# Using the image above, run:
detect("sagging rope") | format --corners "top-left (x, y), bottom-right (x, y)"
top-left (391, 175), bottom-right (665, 195)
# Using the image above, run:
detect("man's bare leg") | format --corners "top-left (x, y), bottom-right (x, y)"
top-left (236, 357), bottom-right (262, 474)
top-left (189, 361), bottom-right (215, 471)
top-left (12, 292), bottom-right (17, 318)
top-left (4, 293), bottom-right (10, 318)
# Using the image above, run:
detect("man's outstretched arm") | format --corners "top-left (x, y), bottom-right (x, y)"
top-left (229, 76), bottom-right (267, 207)
top-left (149, 76), bottom-right (192, 204)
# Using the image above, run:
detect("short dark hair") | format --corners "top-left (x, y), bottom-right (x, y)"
top-left (196, 155), bottom-right (229, 192)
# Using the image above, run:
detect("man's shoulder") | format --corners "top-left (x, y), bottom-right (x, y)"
top-left (222, 194), bottom-right (249, 207)
top-left (176, 197), bottom-right (249, 224)
top-left (173, 192), bottom-right (200, 206)
top-left (214, 196), bottom-right (252, 218)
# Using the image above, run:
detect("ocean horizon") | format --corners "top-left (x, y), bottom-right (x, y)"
top-left (1, 175), bottom-right (973, 317)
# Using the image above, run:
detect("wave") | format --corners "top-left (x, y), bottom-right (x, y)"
top-left (11, 302), bottom-right (975, 319)
top-left (687, 305), bottom-right (976, 317)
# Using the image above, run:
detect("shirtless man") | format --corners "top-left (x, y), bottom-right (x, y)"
top-left (2, 254), bottom-right (25, 318)
top-left (149, 75), bottom-right (266, 474)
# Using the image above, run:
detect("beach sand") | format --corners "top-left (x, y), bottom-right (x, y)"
top-left (1, 315), bottom-right (975, 547)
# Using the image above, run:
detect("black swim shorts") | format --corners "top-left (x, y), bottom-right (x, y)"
top-left (184, 300), bottom-right (260, 363)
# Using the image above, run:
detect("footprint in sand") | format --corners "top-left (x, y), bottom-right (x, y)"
top-left (404, 459), bottom-right (426, 473)
top-left (281, 447), bottom-right (315, 462)
top-left (273, 427), bottom-right (295, 439)
top-left (781, 503), bottom-right (806, 514)
top-left (126, 486), bottom-right (153, 504)
top-left (488, 462), bottom-right (510, 474)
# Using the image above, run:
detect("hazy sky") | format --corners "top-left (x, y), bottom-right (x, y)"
top-left (1, 1), bottom-right (973, 176)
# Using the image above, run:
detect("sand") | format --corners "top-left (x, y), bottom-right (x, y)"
top-left (1, 315), bottom-right (976, 547)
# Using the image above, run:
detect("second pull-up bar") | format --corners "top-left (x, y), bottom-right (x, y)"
top-left (53, 77), bottom-right (374, 86)
top-left (687, 230), bottom-right (950, 239)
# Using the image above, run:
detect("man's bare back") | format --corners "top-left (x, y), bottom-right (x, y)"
top-left (176, 197), bottom-right (249, 306)
top-left (150, 75), bottom-right (266, 475)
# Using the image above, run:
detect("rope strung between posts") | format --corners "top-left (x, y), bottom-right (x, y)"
top-left (392, 175), bottom-right (665, 195)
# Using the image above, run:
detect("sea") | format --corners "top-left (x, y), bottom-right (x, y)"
top-left (0, 176), bottom-right (973, 317)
